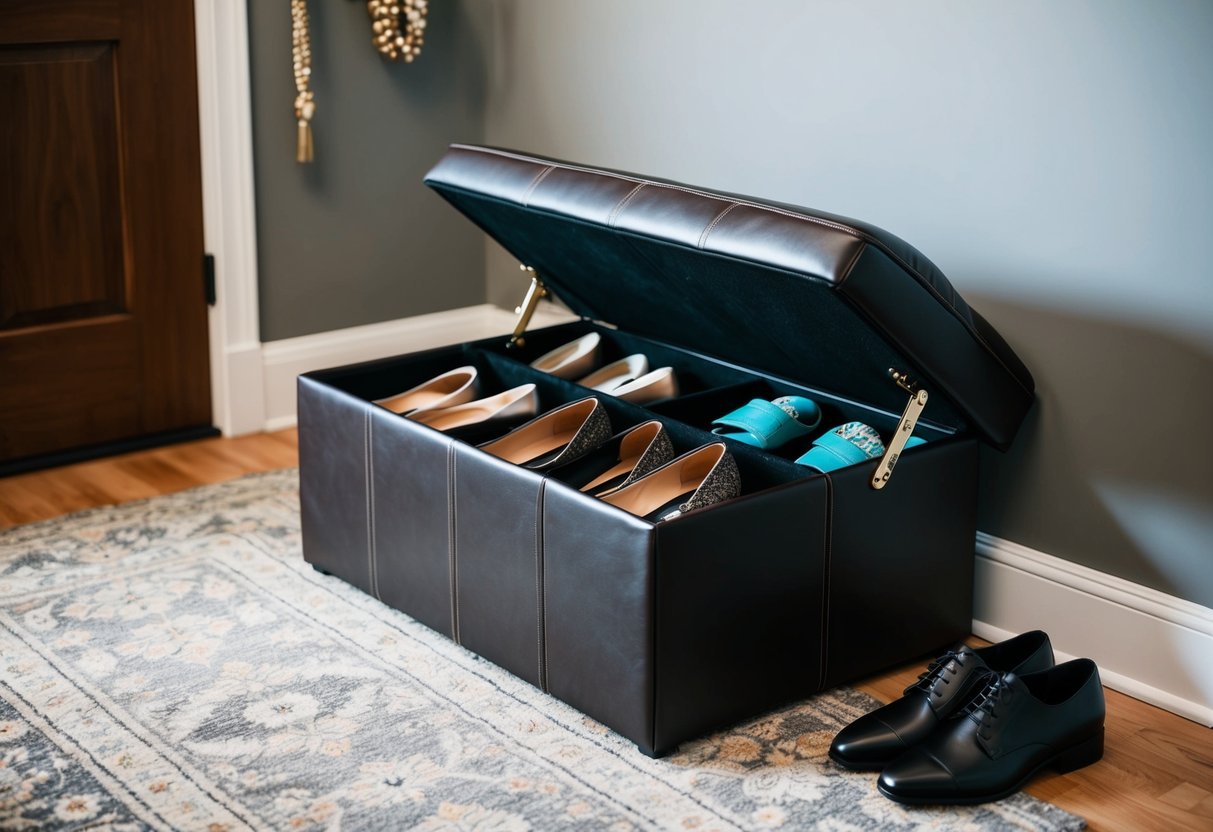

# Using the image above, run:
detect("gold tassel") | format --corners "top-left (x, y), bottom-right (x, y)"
top-left (291, 0), bottom-right (315, 164)
top-left (296, 119), bottom-right (314, 164)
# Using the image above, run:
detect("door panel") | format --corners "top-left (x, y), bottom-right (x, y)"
top-left (0, 43), bottom-right (127, 331)
top-left (0, 0), bottom-right (211, 464)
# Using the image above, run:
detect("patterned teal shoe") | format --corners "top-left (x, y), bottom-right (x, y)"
top-left (711, 396), bottom-right (822, 449)
top-left (796, 422), bottom-right (886, 472)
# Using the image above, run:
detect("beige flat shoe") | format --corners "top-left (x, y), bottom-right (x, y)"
top-left (612, 367), bottom-right (679, 404)
top-left (375, 366), bottom-right (478, 415)
top-left (577, 354), bottom-right (649, 393)
top-left (600, 442), bottom-right (739, 522)
top-left (530, 333), bottom-right (601, 379)
top-left (410, 384), bottom-right (538, 432)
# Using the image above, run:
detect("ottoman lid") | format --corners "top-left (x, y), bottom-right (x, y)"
top-left (425, 144), bottom-right (1034, 450)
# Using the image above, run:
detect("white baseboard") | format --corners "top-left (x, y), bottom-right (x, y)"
top-left (259, 303), bottom-right (575, 432)
top-left (973, 531), bottom-right (1213, 726)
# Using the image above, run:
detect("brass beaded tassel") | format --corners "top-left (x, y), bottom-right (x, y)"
top-left (291, 0), bottom-right (315, 163)
top-left (367, 0), bottom-right (428, 63)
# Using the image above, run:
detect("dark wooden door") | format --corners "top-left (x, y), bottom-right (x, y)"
top-left (0, 0), bottom-right (211, 468)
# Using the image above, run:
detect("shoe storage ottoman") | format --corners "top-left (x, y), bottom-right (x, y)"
top-left (298, 144), bottom-right (1035, 757)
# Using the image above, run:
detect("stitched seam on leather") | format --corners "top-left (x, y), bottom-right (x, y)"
top-left (372, 415), bottom-right (381, 599)
top-left (448, 146), bottom-right (861, 235)
top-left (535, 480), bottom-right (547, 692)
top-left (835, 239), bottom-right (868, 288)
top-left (441, 145), bottom-right (1032, 395)
top-left (698, 202), bottom-right (738, 249)
top-left (448, 444), bottom-right (459, 644)
top-left (365, 410), bottom-right (380, 600)
top-left (607, 183), bottom-right (647, 227)
top-left (819, 473), bottom-right (833, 690)
top-left (650, 531), bottom-right (659, 754)
top-left (520, 164), bottom-right (555, 207)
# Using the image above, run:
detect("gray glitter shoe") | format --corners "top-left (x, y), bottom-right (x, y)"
top-left (478, 397), bottom-right (612, 472)
top-left (549, 420), bottom-right (675, 496)
top-left (600, 442), bottom-right (740, 522)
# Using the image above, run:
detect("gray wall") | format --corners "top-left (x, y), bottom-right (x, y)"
top-left (248, 0), bottom-right (489, 340)
top-left (481, 0), bottom-right (1213, 605)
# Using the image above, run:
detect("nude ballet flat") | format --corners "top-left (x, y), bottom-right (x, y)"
top-left (530, 333), bottom-right (601, 379)
top-left (577, 354), bottom-right (649, 393)
top-left (600, 442), bottom-right (739, 522)
top-left (375, 366), bottom-right (478, 415)
top-left (409, 383), bottom-right (538, 433)
top-left (479, 397), bottom-right (612, 471)
top-left (611, 367), bottom-right (679, 405)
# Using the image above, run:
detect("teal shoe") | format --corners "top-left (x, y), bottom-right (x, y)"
top-left (796, 422), bottom-right (886, 472)
top-left (711, 396), bottom-right (822, 449)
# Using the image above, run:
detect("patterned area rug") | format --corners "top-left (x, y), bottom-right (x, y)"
top-left (0, 470), bottom-right (1084, 831)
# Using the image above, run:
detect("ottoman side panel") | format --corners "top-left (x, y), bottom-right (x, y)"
top-left (298, 375), bottom-right (373, 594)
top-left (543, 485), bottom-right (656, 754)
top-left (370, 410), bottom-right (454, 638)
top-left (653, 479), bottom-right (828, 756)
top-left (823, 438), bottom-right (979, 688)
top-left (453, 447), bottom-right (545, 687)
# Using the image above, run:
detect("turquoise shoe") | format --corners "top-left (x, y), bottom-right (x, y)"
top-left (711, 396), bottom-right (822, 449)
top-left (796, 422), bottom-right (886, 472)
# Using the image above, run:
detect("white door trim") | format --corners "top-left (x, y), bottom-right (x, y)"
top-left (194, 0), bottom-right (266, 436)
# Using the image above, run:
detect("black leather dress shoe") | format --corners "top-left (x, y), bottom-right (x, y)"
top-left (877, 658), bottom-right (1105, 805)
top-left (828, 630), bottom-right (1053, 771)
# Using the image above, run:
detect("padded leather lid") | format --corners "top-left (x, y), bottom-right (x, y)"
top-left (424, 144), bottom-right (1034, 449)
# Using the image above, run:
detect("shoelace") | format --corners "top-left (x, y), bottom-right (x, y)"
top-left (904, 649), bottom-right (968, 698)
top-left (964, 672), bottom-right (1009, 740)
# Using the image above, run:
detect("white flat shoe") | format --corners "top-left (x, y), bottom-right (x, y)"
top-left (530, 333), bottom-right (601, 380)
top-left (410, 384), bottom-right (539, 432)
top-left (375, 366), bottom-right (478, 415)
top-left (577, 354), bottom-right (649, 393)
top-left (612, 367), bottom-right (679, 404)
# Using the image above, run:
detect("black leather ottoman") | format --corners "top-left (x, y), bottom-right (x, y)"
top-left (297, 145), bottom-right (1034, 756)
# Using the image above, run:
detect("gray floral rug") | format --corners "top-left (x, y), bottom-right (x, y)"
top-left (0, 470), bottom-right (1084, 831)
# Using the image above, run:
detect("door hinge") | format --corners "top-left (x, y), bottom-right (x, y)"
top-left (871, 369), bottom-right (928, 490)
top-left (203, 253), bottom-right (217, 306)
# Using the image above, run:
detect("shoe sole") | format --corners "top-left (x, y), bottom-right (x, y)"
top-left (876, 727), bottom-right (1104, 806)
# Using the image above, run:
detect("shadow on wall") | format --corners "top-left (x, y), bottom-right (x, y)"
top-left (968, 291), bottom-right (1213, 608)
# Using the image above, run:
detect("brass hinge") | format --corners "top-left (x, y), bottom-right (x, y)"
top-left (871, 369), bottom-right (928, 490)
top-left (507, 266), bottom-right (548, 349)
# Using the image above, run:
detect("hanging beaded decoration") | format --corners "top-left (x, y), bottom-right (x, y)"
top-left (290, 0), bottom-right (315, 163)
top-left (367, 0), bottom-right (428, 62)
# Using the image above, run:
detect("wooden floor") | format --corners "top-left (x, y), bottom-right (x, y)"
top-left (1, 430), bottom-right (1209, 831)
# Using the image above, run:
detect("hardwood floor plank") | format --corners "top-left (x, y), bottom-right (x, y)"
top-left (0, 427), bottom-right (1208, 831)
